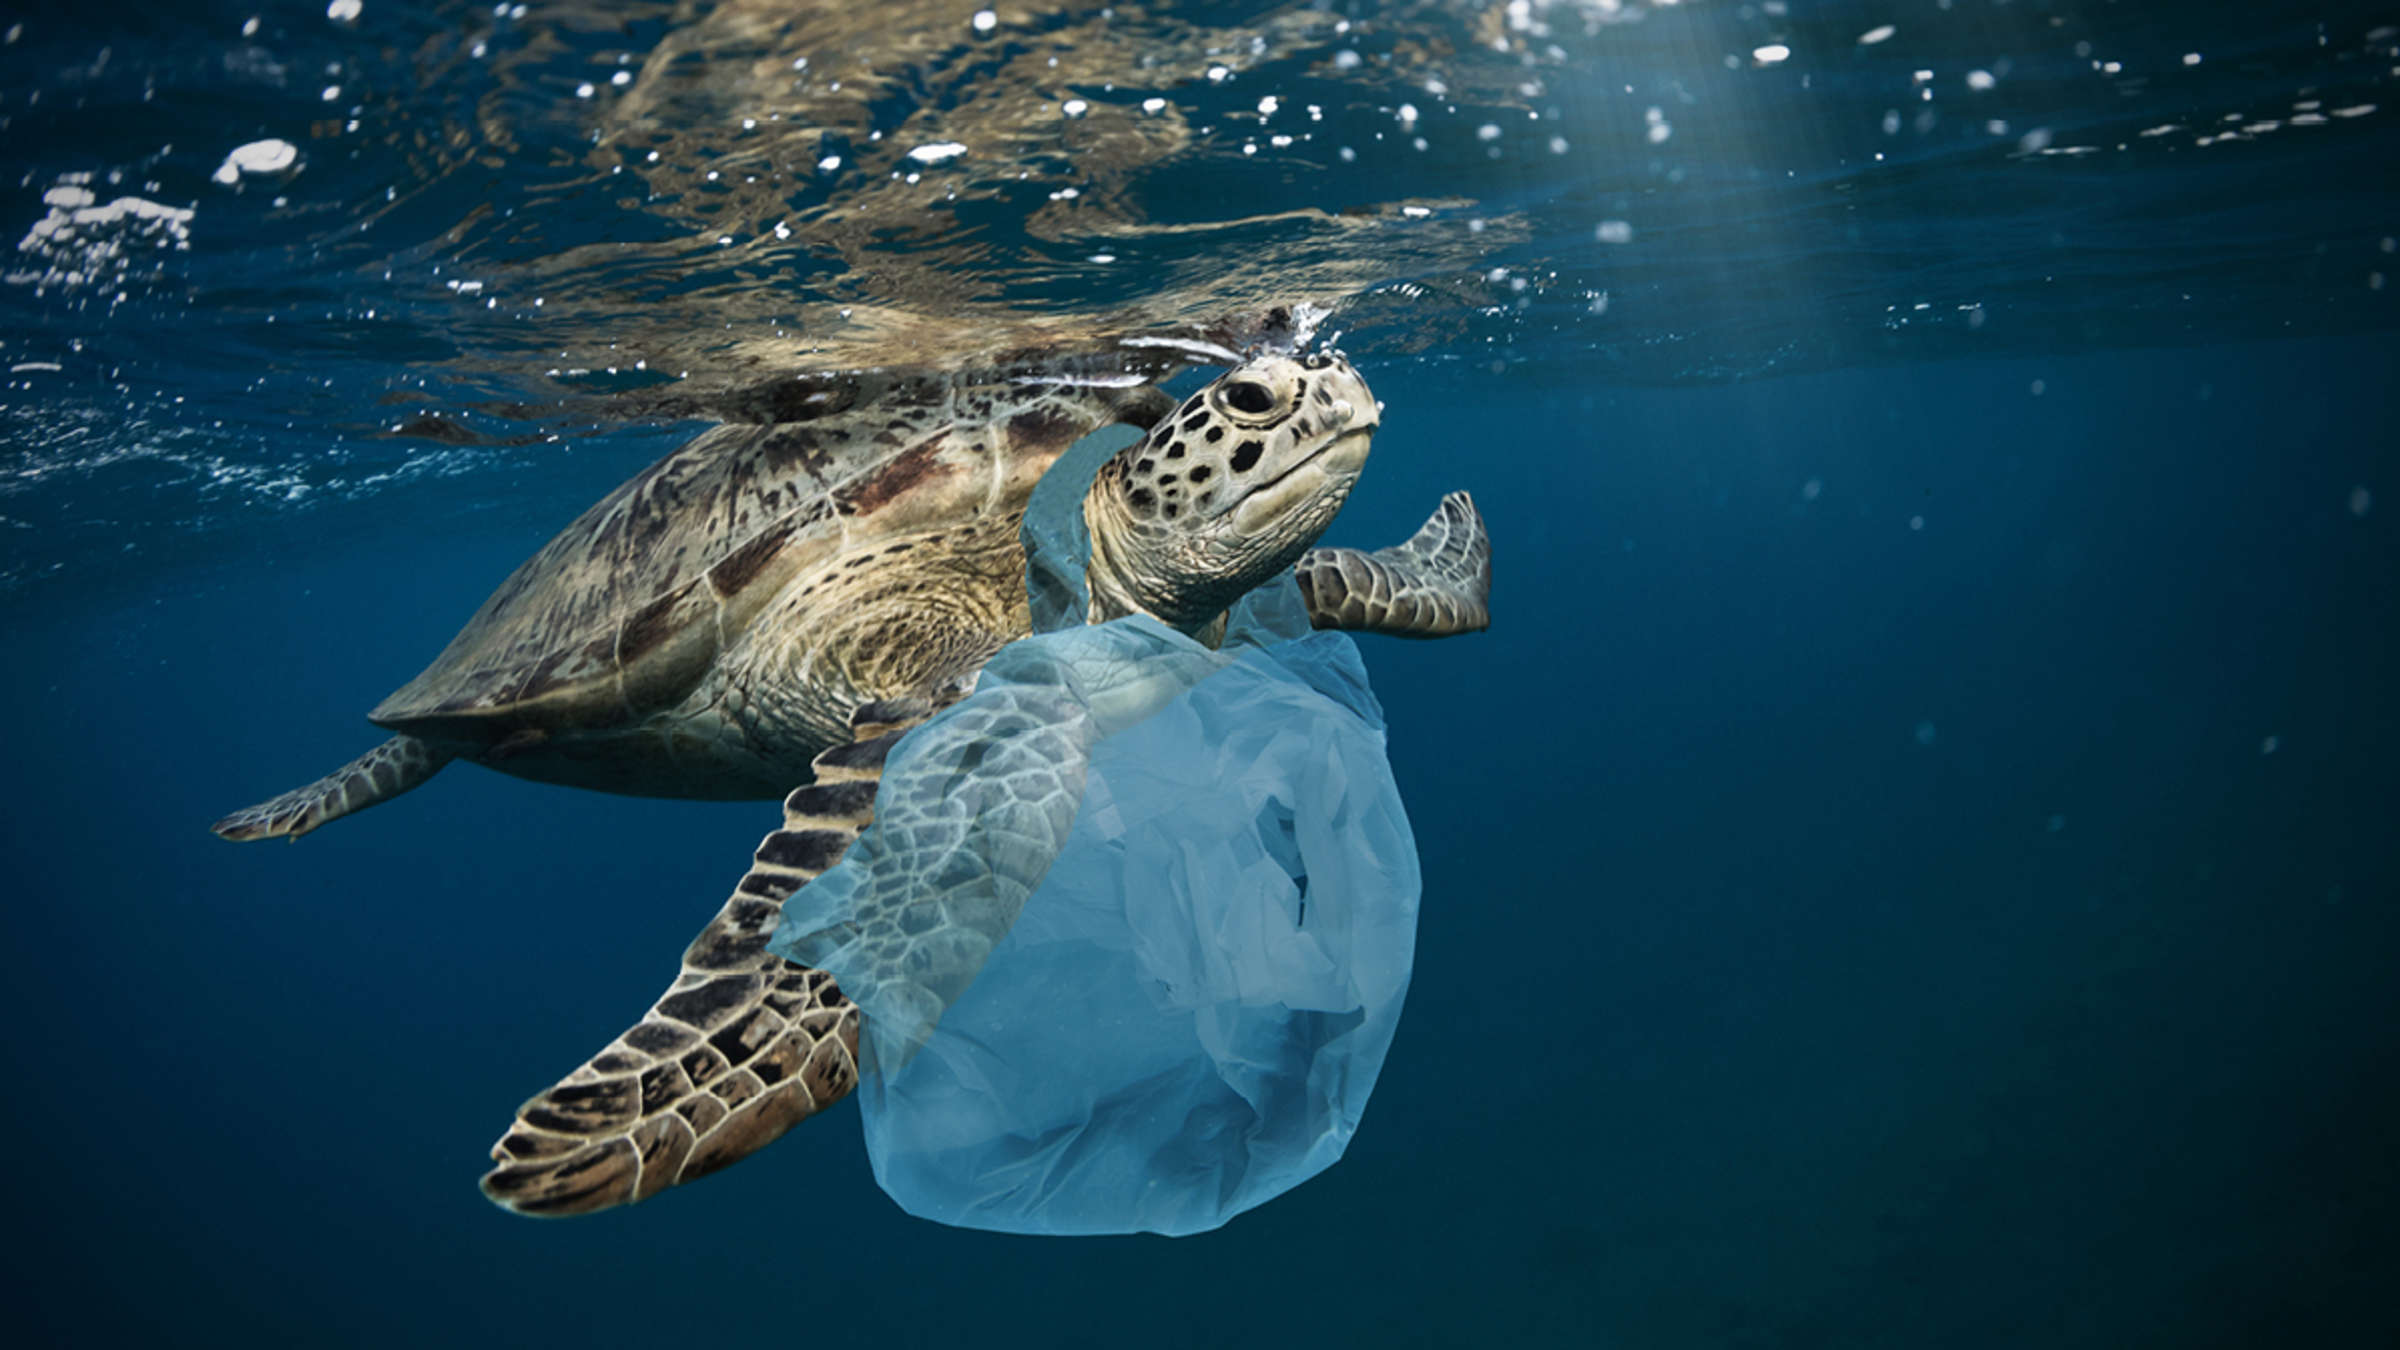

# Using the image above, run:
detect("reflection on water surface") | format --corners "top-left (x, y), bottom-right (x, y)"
top-left (0, 0), bottom-right (2393, 587)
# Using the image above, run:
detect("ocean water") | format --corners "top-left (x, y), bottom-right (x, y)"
top-left (3, 1), bottom-right (2396, 1345)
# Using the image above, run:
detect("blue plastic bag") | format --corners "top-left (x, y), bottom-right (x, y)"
top-left (769, 427), bottom-right (1421, 1236)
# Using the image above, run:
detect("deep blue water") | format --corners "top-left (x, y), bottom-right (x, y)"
top-left (4, 2), bottom-right (2397, 1346)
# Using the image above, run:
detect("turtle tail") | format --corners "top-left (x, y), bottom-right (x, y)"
top-left (211, 734), bottom-right (454, 841)
top-left (478, 699), bottom-right (932, 1217)
top-left (1296, 489), bottom-right (1492, 638)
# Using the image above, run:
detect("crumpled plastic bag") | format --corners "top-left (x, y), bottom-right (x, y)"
top-left (768, 424), bottom-right (1421, 1236)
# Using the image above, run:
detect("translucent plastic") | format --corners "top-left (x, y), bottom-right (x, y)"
top-left (769, 434), bottom-right (1420, 1235)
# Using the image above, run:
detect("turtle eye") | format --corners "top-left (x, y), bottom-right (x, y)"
top-left (1221, 380), bottom-right (1275, 415)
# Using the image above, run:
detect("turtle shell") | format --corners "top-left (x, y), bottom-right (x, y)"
top-left (370, 372), bottom-right (1168, 742)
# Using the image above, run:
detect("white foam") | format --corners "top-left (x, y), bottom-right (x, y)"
top-left (13, 179), bottom-right (197, 296)
top-left (1118, 336), bottom-right (1243, 365)
top-left (213, 138), bottom-right (299, 185)
top-left (1012, 371), bottom-right (1148, 388)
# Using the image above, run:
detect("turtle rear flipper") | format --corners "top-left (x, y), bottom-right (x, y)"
top-left (211, 735), bottom-right (453, 841)
top-left (1297, 490), bottom-right (1491, 638)
top-left (478, 699), bottom-right (933, 1217)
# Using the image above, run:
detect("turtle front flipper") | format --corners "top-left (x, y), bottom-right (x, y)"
top-left (1296, 490), bottom-right (1492, 638)
top-left (211, 734), bottom-right (453, 841)
top-left (478, 699), bottom-right (933, 1217)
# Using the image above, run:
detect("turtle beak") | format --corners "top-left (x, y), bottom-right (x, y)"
top-left (1318, 423), bottom-right (1373, 475)
top-left (1229, 423), bottom-right (1374, 535)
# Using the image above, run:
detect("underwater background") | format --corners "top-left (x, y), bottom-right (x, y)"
top-left (3, 1), bottom-right (2395, 1345)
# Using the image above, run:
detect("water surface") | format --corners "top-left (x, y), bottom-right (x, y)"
top-left (2, 3), bottom-right (2394, 1345)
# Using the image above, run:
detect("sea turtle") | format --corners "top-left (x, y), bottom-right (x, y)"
top-left (213, 340), bottom-right (1490, 1215)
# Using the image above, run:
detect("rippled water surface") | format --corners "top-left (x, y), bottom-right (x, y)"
top-left (4, 3), bottom-right (2396, 1346)
top-left (7, 0), bottom-right (2395, 589)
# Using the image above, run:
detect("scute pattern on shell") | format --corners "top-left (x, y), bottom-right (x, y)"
top-left (369, 374), bottom-right (1161, 737)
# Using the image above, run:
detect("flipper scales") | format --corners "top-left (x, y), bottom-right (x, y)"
top-left (478, 702), bottom-right (932, 1216)
top-left (1296, 490), bottom-right (1492, 638)
top-left (211, 735), bottom-right (452, 841)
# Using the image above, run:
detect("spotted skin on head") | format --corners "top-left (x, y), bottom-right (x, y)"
top-left (1084, 352), bottom-right (1381, 632)
top-left (1110, 350), bottom-right (1370, 527)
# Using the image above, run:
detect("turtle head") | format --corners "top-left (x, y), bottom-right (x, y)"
top-left (1084, 352), bottom-right (1378, 631)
